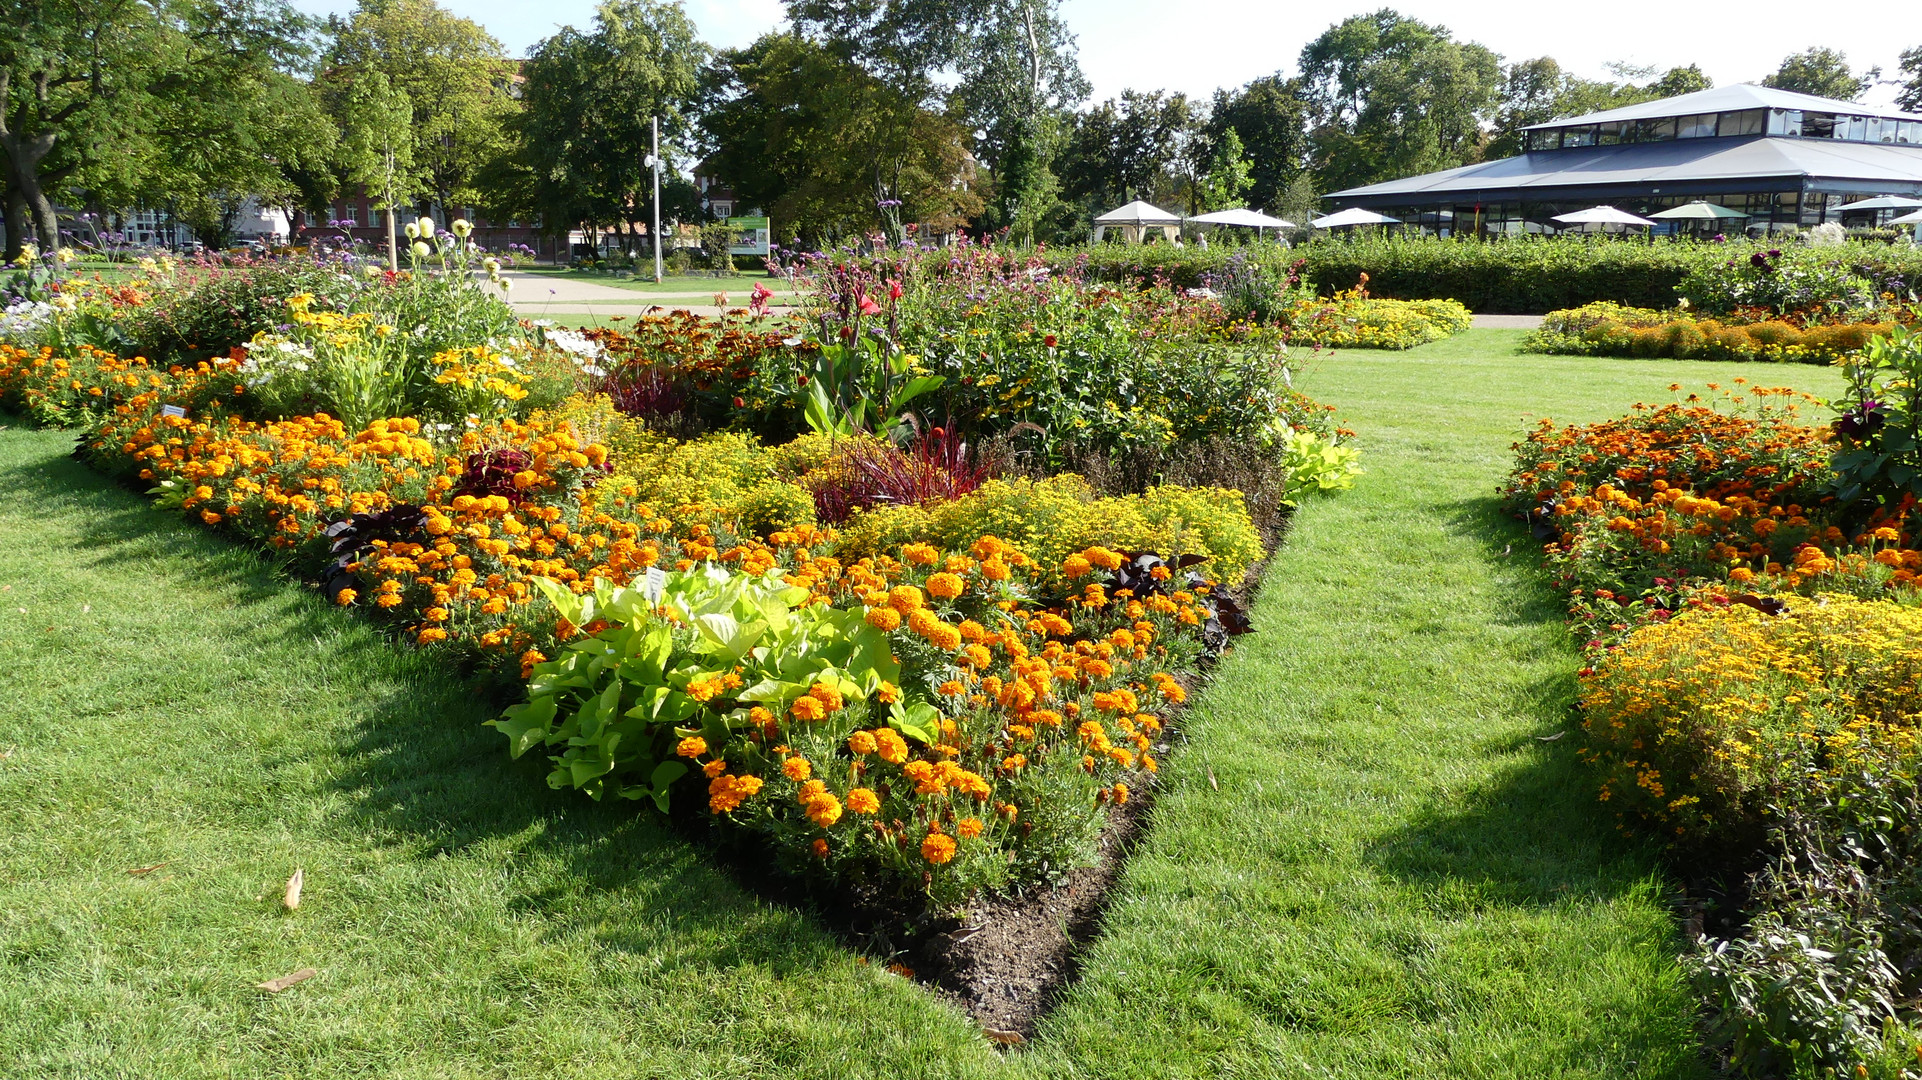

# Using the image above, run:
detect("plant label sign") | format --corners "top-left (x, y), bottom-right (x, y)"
top-left (644, 567), bottom-right (667, 603)
top-left (160, 405), bottom-right (188, 419)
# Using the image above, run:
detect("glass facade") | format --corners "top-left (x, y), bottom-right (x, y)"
top-left (1367, 189), bottom-right (1884, 239)
top-left (1528, 107), bottom-right (1922, 151)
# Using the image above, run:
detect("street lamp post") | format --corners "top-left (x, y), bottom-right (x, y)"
top-left (648, 116), bottom-right (663, 284)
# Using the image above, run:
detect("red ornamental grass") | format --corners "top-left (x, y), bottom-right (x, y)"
top-left (811, 426), bottom-right (993, 523)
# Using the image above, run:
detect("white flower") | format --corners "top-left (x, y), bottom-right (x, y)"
top-left (411, 241), bottom-right (430, 258)
top-left (415, 216), bottom-right (434, 237)
top-left (452, 219), bottom-right (472, 238)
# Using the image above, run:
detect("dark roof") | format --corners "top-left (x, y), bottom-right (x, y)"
top-left (1325, 136), bottom-right (1922, 206)
top-left (1523, 84), bottom-right (1922, 130)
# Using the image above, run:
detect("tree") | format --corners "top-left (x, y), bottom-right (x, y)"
top-left (1057, 90), bottom-right (1192, 211)
top-left (0, 0), bottom-right (323, 258)
top-left (1206, 77), bottom-right (1309, 214)
top-left (1485, 59), bottom-right (1709, 159)
top-left (507, 0), bottom-right (707, 255)
top-left (0, 0), bottom-right (167, 258)
top-left (325, 68), bottom-right (419, 264)
top-left (1297, 9), bottom-right (1501, 193)
top-left (785, 0), bottom-right (1087, 242)
top-left (325, 0), bottom-right (518, 220)
top-left (1762, 48), bottom-right (1872, 101)
top-left (1895, 46), bottom-right (1922, 112)
top-left (1191, 129), bottom-right (1252, 214)
top-left (700, 33), bottom-right (980, 243)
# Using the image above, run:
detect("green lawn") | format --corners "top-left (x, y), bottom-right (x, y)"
top-left (0, 331), bottom-right (1846, 1077)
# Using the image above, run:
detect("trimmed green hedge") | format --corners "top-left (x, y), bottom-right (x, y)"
top-left (1034, 237), bottom-right (1922, 314)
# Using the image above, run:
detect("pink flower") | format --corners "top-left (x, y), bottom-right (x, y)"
top-left (858, 295), bottom-right (883, 317)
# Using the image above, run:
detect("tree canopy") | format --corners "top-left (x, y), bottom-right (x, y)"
top-left (1761, 48), bottom-right (1873, 101)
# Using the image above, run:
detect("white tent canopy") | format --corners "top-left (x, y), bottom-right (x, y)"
top-left (1093, 200), bottom-right (1183, 244)
top-left (1553, 205), bottom-right (1657, 226)
top-left (1187, 207), bottom-right (1296, 229)
top-left (1888, 208), bottom-right (1922, 226)
top-left (1649, 201), bottom-right (1749, 220)
top-left (1311, 207), bottom-right (1399, 228)
top-left (1833, 196), bottom-right (1922, 213)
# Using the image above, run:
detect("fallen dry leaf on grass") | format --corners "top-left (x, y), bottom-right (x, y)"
top-left (1206, 767), bottom-right (1219, 791)
top-left (126, 862), bottom-right (169, 876)
top-left (283, 868), bottom-right (304, 910)
top-left (983, 1027), bottom-right (1026, 1046)
top-left (256, 968), bottom-right (317, 993)
top-left (1535, 732), bottom-right (1566, 742)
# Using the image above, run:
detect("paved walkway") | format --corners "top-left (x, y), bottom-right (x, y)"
top-left (1471, 314), bottom-right (1543, 329)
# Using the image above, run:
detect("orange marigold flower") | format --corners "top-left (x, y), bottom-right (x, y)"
top-left (848, 730), bottom-right (878, 756)
top-left (1061, 554), bottom-right (1093, 578)
top-left (957, 817), bottom-right (984, 838)
top-left (810, 838), bottom-right (829, 858)
top-left (875, 728), bottom-right (909, 764)
top-left (938, 679), bottom-right (966, 696)
top-left (805, 792), bottom-right (843, 827)
top-left (865, 606), bottom-right (903, 631)
top-left (703, 759), bottom-right (728, 777)
top-left (782, 756), bottom-right (812, 781)
top-left (921, 831), bottom-right (957, 864)
top-left (807, 681), bottom-right (845, 712)
top-left (676, 736), bottom-right (708, 758)
top-left (1112, 782), bottom-right (1130, 805)
top-left (888, 585), bottom-right (925, 613)
top-left (876, 680), bottom-right (900, 704)
top-left (846, 787), bottom-right (880, 814)
top-left (790, 696), bottom-right (827, 722)
top-left (925, 572), bottom-right (965, 600)
top-left (417, 627), bottom-right (448, 644)
top-left (901, 542), bottom-right (939, 565)
top-left (334, 588), bottom-right (358, 605)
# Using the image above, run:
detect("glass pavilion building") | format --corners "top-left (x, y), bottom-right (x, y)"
top-left (1321, 85), bottom-right (1922, 236)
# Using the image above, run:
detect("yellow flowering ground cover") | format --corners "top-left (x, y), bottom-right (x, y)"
top-left (1581, 594), bottom-right (1922, 846)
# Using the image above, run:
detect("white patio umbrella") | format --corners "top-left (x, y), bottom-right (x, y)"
top-left (1832, 196), bottom-right (1922, 213)
top-left (1552, 205), bottom-right (1657, 227)
top-left (1310, 207), bottom-right (1400, 228)
top-left (1187, 207), bottom-right (1297, 230)
top-left (1887, 208), bottom-right (1922, 226)
top-left (1649, 201), bottom-right (1750, 221)
top-left (1093, 200), bottom-right (1183, 243)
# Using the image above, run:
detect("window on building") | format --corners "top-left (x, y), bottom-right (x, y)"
top-left (1721, 110), bottom-right (1765, 137)
top-left (1595, 121), bottom-right (1626, 145)
top-left (1528, 129), bottom-right (1561, 151)
top-left (1561, 125), bottom-right (1597, 148)
top-left (1677, 114), bottom-right (1716, 139)
top-left (1802, 113), bottom-right (1839, 139)
top-left (1630, 117), bottom-right (1677, 143)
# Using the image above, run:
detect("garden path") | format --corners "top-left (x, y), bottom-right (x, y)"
top-left (0, 332), bottom-right (1845, 1078)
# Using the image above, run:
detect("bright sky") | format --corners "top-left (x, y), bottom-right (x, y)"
top-left (294, 0), bottom-right (1922, 111)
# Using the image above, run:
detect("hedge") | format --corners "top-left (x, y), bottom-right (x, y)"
top-left (1031, 236), bottom-right (1922, 315)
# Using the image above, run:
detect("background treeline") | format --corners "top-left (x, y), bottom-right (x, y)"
top-left (5, 0), bottom-right (1921, 260)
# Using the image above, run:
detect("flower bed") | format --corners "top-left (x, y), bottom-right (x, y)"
top-left (1523, 301), bottom-right (1902, 364)
top-left (1502, 329), bottom-right (1922, 1074)
top-left (0, 238), bottom-right (1357, 941)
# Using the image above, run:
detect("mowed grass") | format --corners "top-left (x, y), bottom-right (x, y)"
top-left (0, 330), bottom-right (1845, 1077)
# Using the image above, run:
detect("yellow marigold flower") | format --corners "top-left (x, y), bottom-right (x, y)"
top-left (676, 736), bottom-right (707, 758)
top-left (1083, 546), bottom-right (1124, 571)
top-left (926, 572), bottom-right (965, 600)
top-left (846, 787), bottom-right (880, 814)
top-left (921, 830), bottom-right (957, 864)
top-left (782, 756), bottom-right (812, 781)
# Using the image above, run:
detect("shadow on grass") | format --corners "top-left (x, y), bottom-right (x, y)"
top-left (1357, 491), bottom-right (1700, 1074)
top-left (0, 435), bottom-right (845, 976)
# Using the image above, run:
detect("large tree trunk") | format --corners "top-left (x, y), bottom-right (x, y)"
top-left (0, 132), bottom-right (61, 255)
top-left (2, 170), bottom-right (23, 263)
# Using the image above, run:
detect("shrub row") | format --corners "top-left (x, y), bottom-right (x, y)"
top-left (1030, 236), bottom-right (1922, 314)
top-left (1523, 302), bottom-right (1898, 364)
